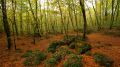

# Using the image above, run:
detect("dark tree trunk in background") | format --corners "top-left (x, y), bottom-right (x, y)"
top-left (79, 0), bottom-right (87, 39)
top-left (1, 0), bottom-right (12, 50)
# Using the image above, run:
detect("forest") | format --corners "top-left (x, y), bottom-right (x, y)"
top-left (0, 0), bottom-right (120, 67)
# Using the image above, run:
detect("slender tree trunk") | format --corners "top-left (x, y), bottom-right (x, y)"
top-left (11, 0), bottom-right (18, 36)
top-left (57, 1), bottom-right (68, 37)
top-left (110, 0), bottom-right (115, 29)
top-left (20, 0), bottom-right (23, 34)
top-left (79, 0), bottom-right (87, 39)
top-left (1, 0), bottom-right (12, 50)
top-left (28, 0), bottom-right (38, 44)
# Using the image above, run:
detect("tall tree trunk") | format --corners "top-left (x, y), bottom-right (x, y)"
top-left (1, 0), bottom-right (12, 49)
top-left (57, 0), bottom-right (68, 37)
top-left (79, 0), bottom-right (87, 39)
top-left (11, 0), bottom-right (18, 36)
top-left (20, 0), bottom-right (23, 34)
top-left (28, 0), bottom-right (38, 44)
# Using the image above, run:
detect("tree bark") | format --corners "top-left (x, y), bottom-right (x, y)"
top-left (1, 0), bottom-right (12, 49)
top-left (79, 0), bottom-right (87, 39)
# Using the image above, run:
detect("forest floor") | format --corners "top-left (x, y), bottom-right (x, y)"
top-left (0, 30), bottom-right (120, 67)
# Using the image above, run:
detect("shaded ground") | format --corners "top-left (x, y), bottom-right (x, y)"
top-left (0, 32), bottom-right (120, 67)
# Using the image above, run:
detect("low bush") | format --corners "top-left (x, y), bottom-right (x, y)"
top-left (47, 41), bottom-right (59, 53)
top-left (23, 50), bottom-right (46, 66)
top-left (45, 58), bottom-right (57, 67)
top-left (52, 52), bottom-right (62, 61)
top-left (57, 46), bottom-right (73, 56)
top-left (85, 51), bottom-right (92, 56)
top-left (63, 35), bottom-right (76, 45)
top-left (63, 54), bottom-right (83, 67)
top-left (79, 43), bottom-right (92, 54)
top-left (93, 53), bottom-right (114, 67)
top-left (69, 42), bottom-right (76, 49)
top-left (47, 41), bottom-right (65, 53)
top-left (22, 50), bottom-right (33, 58)
top-left (52, 46), bottom-right (72, 61)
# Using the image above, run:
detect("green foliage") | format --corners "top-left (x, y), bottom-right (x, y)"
top-left (52, 52), bottom-right (62, 61)
top-left (79, 43), bottom-right (92, 54)
top-left (93, 53), bottom-right (114, 67)
top-left (57, 46), bottom-right (73, 56)
top-left (47, 40), bottom-right (66, 53)
top-left (63, 35), bottom-right (76, 45)
top-left (85, 51), bottom-right (92, 56)
top-left (69, 42), bottom-right (76, 49)
top-left (51, 46), bottom-right (73, 62)
top-left (22, 50), bottom-right (33, 58)
top-left (23, 50), bottom-right (46, 66)
top-left (47, 41), bottom-right (59, 53)
top-left (63, 54), bottom-right (83, 67)
top-left (45, 58), bottom-right (57, 67)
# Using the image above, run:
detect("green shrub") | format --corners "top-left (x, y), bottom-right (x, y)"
top-left (58, 46), bottom-right (73, 56)
top-left (64, 54), bottom-right (83, 67)
top-left (45, 58), bottom-right (57, 67)
top-left (69, 42), bottom-right (76, 49)
top-left (52, 52), bottom-right (62, 61)
top-left (57, 40), bottom-right (65, 46)
top-left (47, 41), bottom-right (66, 53)
top-left (51, 46), bottom-right (72, 62)
top-left (47, 41), bottom-right (59, 53)
top-left (85, 51), bottom-right (92, 56)
top-left (23, 50), bottom-right (46, 66)
top-left (93, 53), bottom-right (114, 67)
top-left (63, 35), bottom-right (76, 45)
top-left (79, 43), bottom-right (91, 54)
top-left (22, 50), bottom-right (33, 58)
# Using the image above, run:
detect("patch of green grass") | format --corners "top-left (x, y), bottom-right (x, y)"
top-left (63, 54), bottom-right (83, 67)
top-left (79, 43), bottom-right (92, 54)
top-left (93, 53), bottom-right (114, 67)
top-left (23, 50), bottom-right (46, 66)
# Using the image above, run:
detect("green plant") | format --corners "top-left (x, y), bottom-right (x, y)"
top-left (63, 54), bottom-right (83, 67)
top-left (45, 58), bottom-right (57, 67)
top-left (58, 46), bottom-right (73, 56)
top-left (85, 51), bottom-right (92, 56)
top-left (63, 35), bottom-right (76, 45)
top-left (23, 50), bottom-right (46, 66)
top-left (69, 42), bottom-right (76, 49)
top-left (79, 43), bottom-right (92, 54)
top-left (47, 41), bottom-right (59, 53)
top-left (22, 50), bottom-right (33, 58)
top-left (52, 52), bottom-right (62, 61)
top-left (47, 41), bottom-right (65, 53)
top-left (93, 53), bottom-right (114, 67)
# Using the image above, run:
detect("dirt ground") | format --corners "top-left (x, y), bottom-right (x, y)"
top-left (0, 32), bottom-right (120, 67)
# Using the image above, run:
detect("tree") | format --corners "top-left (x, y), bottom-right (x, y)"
top-left (79, 0), bottom-right (87, 39)
top-left (1, 0), bottom-right (12, 49)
